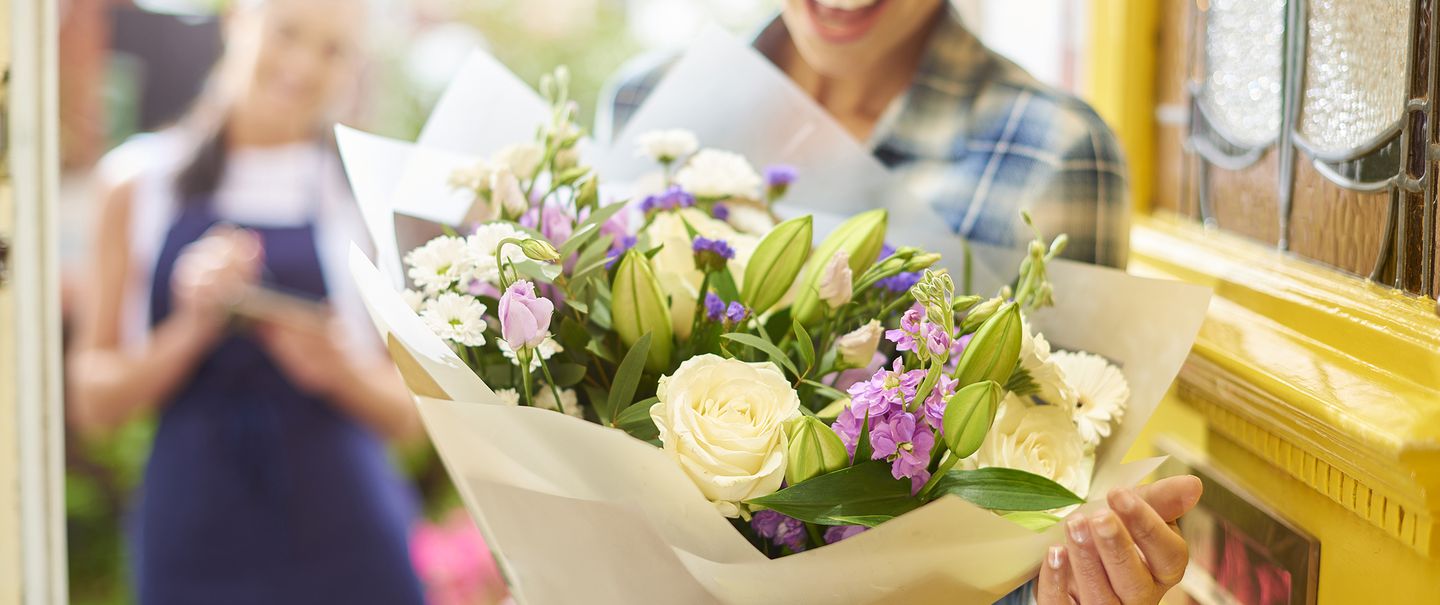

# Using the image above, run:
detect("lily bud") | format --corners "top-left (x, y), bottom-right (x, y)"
top-left (792, 209), bottom-right (888, 325)
top-left (903, 252), bottom-right (943, 272)
top-left (785, 416), bottom-right (850, 485)
top-left (941, 380), bottom-right (1003, 459)
top-left (816, 251), bottom-right (853, 309)
top-left (519, 238), bottom-right (561, 263)
top-left (741, 215), bottom-right (813, 314)
top-left (960, 296), bottom-right (1004, 333)
top-left (612, 250), bottom-right (674, 371)
top-left (953, 302), bottom-right (1023, 387)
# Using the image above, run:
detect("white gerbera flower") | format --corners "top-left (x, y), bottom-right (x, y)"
top-left (1052, 351), bottom-right (1130, 447)
top-left (494, 388), bottom-right (522, 406)
top-left (466, 222), bottom-right (529, 285)
top-left (1020, 326), bottom-right (1079, 408)
top-left (535, 386), bottom-right (583, 418)
top-left (674, 149), bottom-right (762, 199)
top-left (405, 236), bottom-right (474, 294)
top-left (497, 336), bottom-right (563, 371)
top-left (637, 129), bottom-right (699, 163)
top-left (420, 292), bottom-right (488, 347)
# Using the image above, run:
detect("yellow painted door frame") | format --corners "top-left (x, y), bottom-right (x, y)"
top-left (1086, 0), bottom-right (1159, 213)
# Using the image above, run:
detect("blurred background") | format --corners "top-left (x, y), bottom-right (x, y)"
top-left (54, 1), bottom-right (1089, 603)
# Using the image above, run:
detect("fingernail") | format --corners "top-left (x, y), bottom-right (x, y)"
top-left (1092, 511), bottom-right (1119, 539)
top-left (1066, 517), bottom-right (1090, 544)
top-left (1112, 488), bottom-right (1137, 514)
top-left (1048, 545), bottom-right (1064, 569)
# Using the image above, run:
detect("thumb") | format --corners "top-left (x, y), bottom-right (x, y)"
top-left (1131, 475), bottom-right (1202, 523)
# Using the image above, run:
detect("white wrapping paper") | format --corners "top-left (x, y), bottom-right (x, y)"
top-left (338, 28), bottom-right (1213, 604)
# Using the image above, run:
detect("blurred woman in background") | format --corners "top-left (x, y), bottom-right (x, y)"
top-left (67, 0), bottom-right (426, 602)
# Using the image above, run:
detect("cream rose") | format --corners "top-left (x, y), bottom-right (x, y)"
top-left (973, 395), bottom-right (1094, 499)
top-left (651, 355), bottom-right (802, 517)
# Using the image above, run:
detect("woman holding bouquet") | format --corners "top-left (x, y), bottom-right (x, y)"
top-left (601, 1), bottom-right (1199, 603)
top-left (67, 0), bottom-right (426, 603)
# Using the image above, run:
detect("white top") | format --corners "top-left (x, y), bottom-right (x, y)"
top-left (99, 129), bottom-right (380, 359)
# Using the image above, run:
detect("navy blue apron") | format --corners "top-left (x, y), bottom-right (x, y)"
top-left (134, 197), bottom-right (426, 605)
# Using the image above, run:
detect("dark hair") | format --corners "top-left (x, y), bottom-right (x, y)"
top-left (175, 117), bottom-right (230, 203)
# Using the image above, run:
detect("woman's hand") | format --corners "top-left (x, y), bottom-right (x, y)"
top-left (256, 316), bottom-right (355, 397)
top-left (171, 226), bottom-right (263, 337)
top-left (1037, 475), bottom-right (1203, 605)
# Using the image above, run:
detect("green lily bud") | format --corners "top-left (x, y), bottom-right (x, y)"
top-left (953, 302), bottom-right (1023, 387)
top-left (785, 416), bottom-right (851, 485)
top-left (519, 238), bottom-right (562, 263)
top-left (792, 209), bottom-right (888, 325)
top-left (612, 250), bottom-right (674, 371)
top-left (741, 215), bottom-right (813, 314)
top-left (903, 252), bottom-right (943, 272)
top-left (575, 177), bottom-right (599, 211)
top-left (960, 296), bottom-right (1004, 333)
top-left (942, 380), bottom-right (1003, 459)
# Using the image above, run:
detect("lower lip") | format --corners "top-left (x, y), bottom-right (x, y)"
top-left (805, 0), bottom-right (889, 44)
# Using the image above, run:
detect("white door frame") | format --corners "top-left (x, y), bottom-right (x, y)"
top-left (1, 0), bottom-right (67, 601)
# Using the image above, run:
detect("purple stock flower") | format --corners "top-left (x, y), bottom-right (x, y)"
top-left (751, 510), bottom-right (808, 552)
top-left (870, 412), bottom-right (935, 482)
top-left (922, 375), bottom-right (958, 431)
top-left (845, 359), bottom-right (925, 419)
top-left (711, 204), bottom-right (730, 221)
top-left (703, 292), bottom-right (726, 322)
top-left (824, 525), bottom-right (868, 544)
top-left (831, 405), bottom-right (865, 456)
top-left (763, 164), bottom-right (798, 188)
top-left (877, 271), bottom-right (922, 293)
top-left (924, 323), bottom-right (951, 358)
top-left (725, 301), bottom-right (749, 324)
top-left (885, 308), bottom-right (926, 353)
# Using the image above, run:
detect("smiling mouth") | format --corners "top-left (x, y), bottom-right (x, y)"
top-left (805, 0), bottom-right (890, 44)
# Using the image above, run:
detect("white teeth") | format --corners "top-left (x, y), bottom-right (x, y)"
top-left (814, 0), bottom-right (879, 10)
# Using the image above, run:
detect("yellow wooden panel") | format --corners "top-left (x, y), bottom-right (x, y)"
top-left (0, 0), bottom-right (22, 598)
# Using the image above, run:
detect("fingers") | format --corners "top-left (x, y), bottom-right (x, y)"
top-left (1065, 515), bottom-right (1121, 605)
top-left (1088, 510), bottom-right (1156, 604)
top-left (1131, 475), bottom-right (1202, 523)
top-left (1037, 545), bottom-right (1076, 605)
top-left (1109, 487), bottom-right (1190, 587)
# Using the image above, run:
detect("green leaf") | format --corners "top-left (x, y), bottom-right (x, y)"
top-left (825, 515), bottom-right (895, 528)
top-left (710, 268), bottom-right (741, 302)
top-left (574, 200), bottom-right (627, 234)
top-left (1005, 366), bottom-right (1039, 396)
top-left (614, 396), bottom-right (660, 441)
top-left (548, 362), bottom-right (587, 388)
top-left (792, 319), bottom-right (815, 371)
top-left (747, 461), bottom-right (919, 526)
top-left (607, 333), bottom-right (652, 422)
top-left (1002, 511), bottom-right (1062, 532)
top-left (931, 467), bottom-right (1084, 511)
top-left (854, 409), bottom-right (873, 465)
top-left (557, 223), bottom-right (600, 259)
top-left (802, 379), bottom-right (850, 403)
top-left (514, 259), bottom-right (563, 283)
top-left (941, 381), bottom-right (1002, 459)
top-left (720, 333), bottom-right (799, 377)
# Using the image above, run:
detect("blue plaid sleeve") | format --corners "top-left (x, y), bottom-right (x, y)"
top-left (995, 580), bottom-right (1037, 605)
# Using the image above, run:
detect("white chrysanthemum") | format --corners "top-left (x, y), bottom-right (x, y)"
top-left (493, 143), bottom-right (543, 178)
top-left (674, 149), bottom-right (762, 200)
top-left (973, 395), bottom-right (1095, 499)
top-left (449, 159), bottom-right (495, 192)
top-left (405, 236), bottom-right (474, 294)
top-left (466, 223), bottom-right (529, 285)
top-left (1020, 326), bottom-right (1079, 408)
top-left (400, 289), bottom-right (427, 312)
top-left (1052, 351), bottom-right (1130, 447)
top-left (498, 336), bottom-right (563, 371)
top-left (536, 386), bottom-right (583, 418)
top-left (637, 129), bottom-right (699, 163)
top-left (494, 389), bottom-right (522, 406)
top-left (420, 292), bottom-right (488, 347)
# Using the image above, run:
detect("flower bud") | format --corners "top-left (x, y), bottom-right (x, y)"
top-left (498, 280), bottom-right (554, 350)
top-left (835, 320), bottom-right (882, 368)
top-left (519, 238), bottom-right (561, 263)
top-left (785, 416), bottom-right (850, 485)
top-left (612, 250), bottom-right (674, 371)
top-left (741, 215), bottom-right (813, 314)
top-left (816, 251), bottom-right (853, 309)
top-left (903, 252), bottom-right (943, 273)
top-left (941, 380), bottom-right (1002, 459)
top-left (953, 302), bottom-right (1023, 387)
top-left (792, 209), bottom-right (887, 325)
top-left (575, 177), bottom-right (599, 211)
top-left (960, 296), bottom-right (1004, 333)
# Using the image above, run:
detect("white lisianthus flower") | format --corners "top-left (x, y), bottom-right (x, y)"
top-left (466, 222), bottom-right (529, 285)
top-left (493, 143), bottom-right (543, 178)
top-left (420, 292), bottom-right (489, 347)
top-left (490, 166), bottom-right (529, 218)
top-left (973, 395), bottom-right (1094, 499)
top-left (1020, 326), bottom-right (1079, 408)
top-left (637, 129), bottom-right (699, 163)
top-left (448, 159), bottom-right (494, 192)
top-left (535, 386), bottom-right (583, 418)
top-left (816, 250), bottom-right (854, 309)
top-left (405, 236), bottom-right (474, 294)
top-left (400, 289), bottom-right (427, 312)
top-left (674, 149), bottom-right (762, 200)
top-left (651, 355), bottom-right (802, 517)
top-left (836, 320), bottom-right (883, 368)
top-left (1052, 351), bottom-right (1130, 447)
top-left (493, 389), bottom-right (522, 406)
top-left (497, 336), bottom-right (563, 371)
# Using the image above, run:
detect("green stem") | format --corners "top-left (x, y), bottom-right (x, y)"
top-left (538, 357), bottom-right (565, 413)
top-left (518, 350), bottom-right (535, 406)
top-left (919, 452), bottom-right (961, 500)
top-left (805, 523), bottom-right (826, 548)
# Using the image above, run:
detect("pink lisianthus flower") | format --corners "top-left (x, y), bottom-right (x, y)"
top-left (498, 280), bottom-right (554, 350)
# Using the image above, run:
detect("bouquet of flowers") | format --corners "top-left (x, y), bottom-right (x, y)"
top-left (339, 32), bottom-right (1210, 605)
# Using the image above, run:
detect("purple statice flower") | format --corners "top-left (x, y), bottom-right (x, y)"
top-left (751, 510), bottom-right (808, 552)
top-left (870, 412), bottom-right (935, 483)
top-left (824, 525), bottom-right (868, 544)
top-left (725, 301), bottom-right (749, 324)
top-left (692, 236), bottom-right (736, 273)
top-left (711, 203), bottom-right (730, 221)
top-left (604, 234), bottom-right (638, 269)
top-left (642, 185), bottom-right (696, 214)
top-left (845, 359), bottom-right (925, 419)
top-left (763, 164), bottom-right (798, 188)
top-left (884, 308), bottom-right (925, 353)
top-left (922, 375), bottom-right (958, 431)
top-left (876, 271), bottom-right (922, 293)
top-left (703, 292), bottom-right (726, 322)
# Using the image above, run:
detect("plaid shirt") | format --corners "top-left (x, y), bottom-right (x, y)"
top-left (599, 5), bottom-right (1129, 267)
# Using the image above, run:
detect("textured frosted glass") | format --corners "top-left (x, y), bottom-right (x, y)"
top-left (1201, 0), bottom-right (1286, 148)
top-left (1299, 0), bottom-right (1410, 154)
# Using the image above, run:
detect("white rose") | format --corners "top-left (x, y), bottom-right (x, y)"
top-left (1021, 326), bottom-right (1079, 408)
top-left (674, 149), bottom-right (762, 200)
top-left (836, 320), bottom-right (882, 368)
top-left (651, 355), bottom-right (802, 517)
top-left (973, 395), bottom-right (1094, 499)
top-left (637, 129), bottom-right (699, 163)
top-left (493, 143), bottom-right (543, 178)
